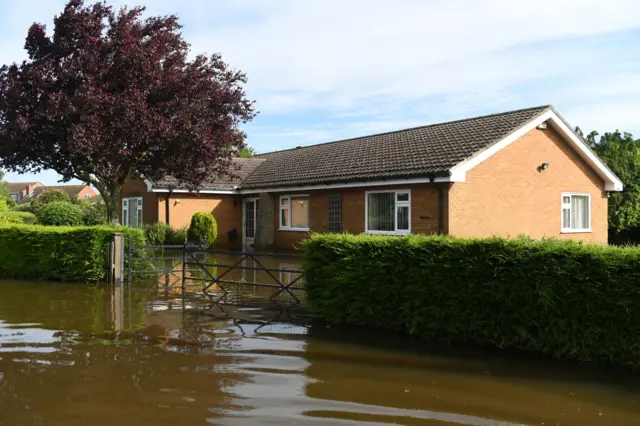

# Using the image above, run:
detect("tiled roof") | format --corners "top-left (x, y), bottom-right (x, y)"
top-left (7, 182), bottom-right (39, 193)
top-left (240, 105), bottom-right (551, 189)
top-left (28, 185), bottom-right (89, 199)
top-left (153, 158), bottom-right (266, 190)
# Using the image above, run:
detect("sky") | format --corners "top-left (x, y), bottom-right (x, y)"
top-left (2, 0), bottom-right (640, 185)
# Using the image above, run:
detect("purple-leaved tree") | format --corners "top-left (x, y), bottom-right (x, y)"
top-left (0, 0), bottom-right (255, 222)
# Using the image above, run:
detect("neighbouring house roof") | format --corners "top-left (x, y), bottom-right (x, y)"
top-left (145, 105), bottom-right (623, 193)
top-left (7, 182), bottom-right (40, 193)
top-left (150, 158), bottom-right (267, 191)
top-left (27, 185), bottom-right (91, 199)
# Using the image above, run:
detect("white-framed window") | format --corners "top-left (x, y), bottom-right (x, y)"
top-left (561, 193), bottom-right (591, 233)
top-left (122, 197), bottom-right (143, 228)
top-left (84, 193), bottom-right (91, 200)
top-left (279, 195), bottom-right (310, 231)
top-left (365, 190), bottom-right (411, 235)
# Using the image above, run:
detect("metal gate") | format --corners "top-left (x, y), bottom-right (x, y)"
top-left (126, 240), bottom-right (306, 303)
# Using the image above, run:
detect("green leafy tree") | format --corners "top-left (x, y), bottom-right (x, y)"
top-left (577, 127), bottom-right (640, 232)
top-left (0, 170), bottom-right (15, 211)
top-left (236, 146), bottom-right (256, 158)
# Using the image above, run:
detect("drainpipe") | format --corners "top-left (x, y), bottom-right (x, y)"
top-left (437, 184), bottom-right (444, 235)
top-left (165, 188), bottom-right (173, 225)
top-left (428, 174), bottom-right (445, 235)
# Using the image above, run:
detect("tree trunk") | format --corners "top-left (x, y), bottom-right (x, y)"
top-left (95, 184), bottom-right (121, 225)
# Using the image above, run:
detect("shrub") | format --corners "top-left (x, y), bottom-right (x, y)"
top-left (0, 224), bottom-right (144, 281)
top-left (187, 212), bottom-right (217, 247)
top-left (143, 222), bottom-right (172, 245)
top-left (13, 203), bottom-right (35, 214)
top-left (303, 233), bottom-right (640, 368)
top-left (167, 225), bottom-right (188, 245)
top-left (36, 201), bottom-right (84, 226)
top-left (0, 211), bottom-right (37, 224)
top-left (34, 189), bottom-right (71, 205)
top-left (80, 202), bottom-right (108, 225)
top-left (0, 215), bottom-right (23, 224)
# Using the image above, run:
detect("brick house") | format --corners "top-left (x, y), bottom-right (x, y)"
top-left (7, 182), bottom-right (43, 202)
top-left (25, 185), bottom-right (96, 201)
top-left (119, 105), bottom-right (623, 249)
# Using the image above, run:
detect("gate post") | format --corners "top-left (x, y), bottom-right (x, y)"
top-left (111, 233), bottom-right (124, 286)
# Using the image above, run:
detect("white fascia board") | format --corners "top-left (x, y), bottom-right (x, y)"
top-left (447, 110), bottom-right (624, 191)
top-left (237, 176), bottom-right (444, 194)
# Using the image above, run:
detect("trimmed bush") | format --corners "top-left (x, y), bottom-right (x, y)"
top-left (187, 212), bottom-right (217, 247)
top-left (143, 222), bottom-right (172, 245)
top-left (36, 201), bottom-right (84, 226)
top-left (80, 202), bottom-right (108, 225)
top-left (167, 225), bottom-right (188, 245)
top-left (0, 211), bottom-right (37, 224)
top-left (303, 233), bottom-right (640, 368)
top-left (0, 215), bottom-right (23, 224)
top-left (0, 224), bottom-right (144, 281)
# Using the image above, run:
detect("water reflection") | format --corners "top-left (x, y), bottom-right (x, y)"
top-left (0, 279), bottom-right (639, 425)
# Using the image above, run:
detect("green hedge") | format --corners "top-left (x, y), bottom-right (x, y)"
top-left (303, 234), bottom-right (640, 368)
top-left (0, 211), bottom-right (37, 224)
top-left (0, 224), bottom-right (145, 282)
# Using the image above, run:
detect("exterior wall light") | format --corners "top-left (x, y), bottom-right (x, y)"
top-left (538, 162), bottom-right (550, 172)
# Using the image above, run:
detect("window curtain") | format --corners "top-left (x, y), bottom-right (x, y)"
top-left (368, 193), bottom-right (394, 231)
top-left (571, 195), bottom-right (589, 229)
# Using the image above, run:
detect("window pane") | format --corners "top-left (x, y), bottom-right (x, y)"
top-left (562, 208), bottom-right (570, 229)
top-left (328, 194), bottom-right (342, 233)
top-left (281, 198), bottom-right (289, 206)
top-left (397, 192), bottom-right (409, 202)
top-left (129, 202), bottom-right (138, 228)
top-left (291, 197), bottom-right (309, 228)
top-left (562, 196), bottom-right (570, 204)
top-left (122, 207), bottom-right (128, 226)
top-left (281, 207), bottom-right (290, 227)
top-left (571, 196), bottom-right (589, 229)
top-left (397, 206), bottom-right (409, 230)
top-left (367, 192), bottom-right (395, 231)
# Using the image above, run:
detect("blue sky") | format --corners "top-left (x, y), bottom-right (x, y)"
top-left (2, 0), bottom-right (640, 185)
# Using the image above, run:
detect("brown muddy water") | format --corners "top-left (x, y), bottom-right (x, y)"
top-left (1, 279), bottom-right (640, 426)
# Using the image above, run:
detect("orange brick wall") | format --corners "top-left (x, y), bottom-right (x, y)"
top-left (76, 186), bottom-right (96, 200)
top-left (266, 184), bottom-right (442, 250)
top-left (119, 178), bottom-right (158, 224)
top-left (448, 127), bottom-right (608, 243)
top-left (159, 193), bottom-right (242, 248)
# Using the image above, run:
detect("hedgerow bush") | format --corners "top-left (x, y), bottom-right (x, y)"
top-left (143, 222), bottom-right (172, 245)
top-left (187, 212), bottom-right (217, 247)
top-left (303, 234), bottom-right (640, 368)
top-left (36, 201), bottom-right (84, 226)
top-left (0, 224), bottom-right (144, 281)
top-left (79, 202), bottom-right (108, 225)
top-left (0, 211), bottom-right (37, 224)
top-left (167, 225), bottom-right (188, 245)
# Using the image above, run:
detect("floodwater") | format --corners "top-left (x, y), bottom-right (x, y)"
top-left (1, 280), bottom-right (640, 425)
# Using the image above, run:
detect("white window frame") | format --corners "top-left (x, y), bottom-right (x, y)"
top-left (561, 192), bottom-right (592, 233)
top-left (279, 194), bottom-right (310, 232)
top-left (365, 189), bottom-right (411, 235)
top-left (122, 197), bottom-right (143, 228)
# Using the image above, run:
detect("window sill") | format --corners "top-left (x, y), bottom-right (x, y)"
top-left (279, 227), bottom-right (310, 232)
top-left (365, 230), bottom-right (411, 236)
top-left (561, 228), bottom-right (592, 234)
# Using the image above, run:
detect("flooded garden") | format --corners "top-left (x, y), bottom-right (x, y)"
top-left (1, 266), bottom-right (640, 425)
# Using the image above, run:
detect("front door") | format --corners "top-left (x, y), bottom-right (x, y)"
top-left (243, 198), bottom-right (260, 246)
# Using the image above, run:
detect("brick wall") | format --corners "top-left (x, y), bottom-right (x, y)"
top-left (160, 193), bottom-right (242, 248)
top-left (76, 186), bottom-right (96, 200)
top-left (119, 178), bottom-right (158, 224)
top-left (448, 127), bottom-right (608, 243)
top-left (266, 184), bottom-right (442, 250)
